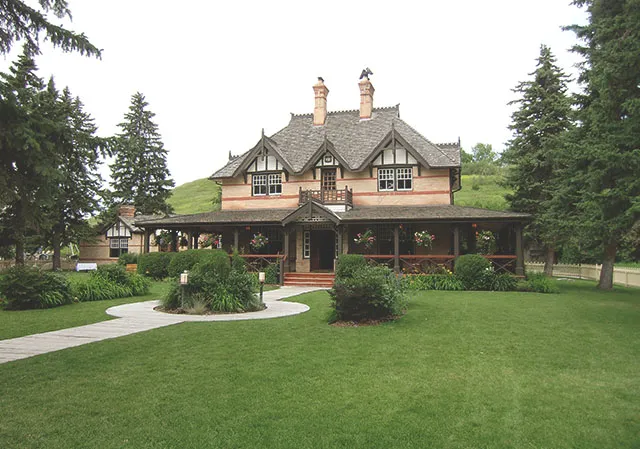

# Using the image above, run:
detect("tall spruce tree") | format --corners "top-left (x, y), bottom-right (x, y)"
top-left (504, 45), bottom-right (573, 275)
top-left (564, 0), bottom-right (640, 289)
top-left (0, 52), bottom-right (59, 264)
top-left (110, 92), bottom-right (174, 215)
top-left (42, 84), bottom-right (107, 270)
top-left (0, 0), bottom-right (101, 57)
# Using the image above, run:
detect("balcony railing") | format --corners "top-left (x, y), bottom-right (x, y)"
top-left (299, 186), bottom-right (353, 207)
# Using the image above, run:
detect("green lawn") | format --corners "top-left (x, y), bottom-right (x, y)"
top-left (1, 280), bottom-right (638, 448)
top-left (0, 280), bottom-right (170, 340)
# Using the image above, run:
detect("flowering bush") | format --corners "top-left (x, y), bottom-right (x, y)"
top-left (353, 229), bottom-right (376, 249)
top-left (476, 230), bottom-right (497, 255)
top-left (250, 232), bottom-right (269, 250)
top-left (414, 230), bottom-right (435, 249)
top-left (199, 233), bottom-right (222, 249)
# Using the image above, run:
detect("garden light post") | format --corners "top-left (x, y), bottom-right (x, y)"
top-left (259, 271), bottom-right (266, 305)
top-left (180, 270), bottom-right (189, 309)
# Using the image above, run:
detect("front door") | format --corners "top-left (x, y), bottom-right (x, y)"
top-left (310, 230), bottom-right (335, 271)
top-left (321, 169), bottom-right (337, 202)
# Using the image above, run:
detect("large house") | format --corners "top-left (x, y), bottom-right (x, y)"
top-left (134, 75), bottom-right (529, 282)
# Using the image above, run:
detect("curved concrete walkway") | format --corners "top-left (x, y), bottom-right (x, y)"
top-left (0, 286), bottom-right (325, 365)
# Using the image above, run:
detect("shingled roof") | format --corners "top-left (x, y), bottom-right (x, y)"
top-left (211, 106), bottom-right (460, 179)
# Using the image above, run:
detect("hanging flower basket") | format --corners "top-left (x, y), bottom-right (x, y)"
top-left (250, 233), bottom-right (268, 251)
top-left (199, 233), bottom-right (222, 249)
top-left (414, 230), bottom-right (435, 250)
top-left (476, 230), bottom-right (497, 255)
top-left (354, 229), bottom-right (376, 250)
top-left (155, 230), bottom-right (172, 249)
top-left (179, 236), bottom-right (189, 248)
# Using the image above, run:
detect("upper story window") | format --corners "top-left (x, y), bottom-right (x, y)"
top-left (253, 173), bottom-right (282, 196)
top-left (378, 167), bottom-right (413, 191)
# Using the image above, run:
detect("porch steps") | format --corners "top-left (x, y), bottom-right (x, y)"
top-left (283, 272), bottom-right (335, 287)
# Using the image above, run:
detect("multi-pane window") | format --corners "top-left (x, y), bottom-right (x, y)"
top-left (253, 173), bottom-right (282, 196)
top-left (378, 168), bottom-right (395, 191)
top-left (268, 174), bottom-right (282, 195)
top-left (396, 168), bottom-right (413, 190)
top-left (377, 167), bottom-right (413, 191)
top-left (109, 238), bottom-right (129, 258)
top-left (303, 231), bottom-right (311, 259)
top-left (252, 174), bottom-right (267, 196)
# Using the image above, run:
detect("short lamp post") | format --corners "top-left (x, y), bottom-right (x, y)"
top-left (258, 271), bottom-right (266, 305)
top-left (180, 270), bottom-right (189, 309)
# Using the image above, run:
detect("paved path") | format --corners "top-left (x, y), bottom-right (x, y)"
top-left (0, 286), bottom-right (325, 365)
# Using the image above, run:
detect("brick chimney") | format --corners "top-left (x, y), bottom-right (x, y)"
top-left (313, 77), bottom-right (329, 126)
top-left (359, 76), bottom-right (375, 120)
top-left (118, 205), bottom-right (136, 218)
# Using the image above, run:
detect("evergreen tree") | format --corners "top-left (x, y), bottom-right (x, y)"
top-left (0, 52), bottom-right (59, 264)
top-left (42, 84), bottom-right (107, 270)
top-left (503, 45), bottom-right (573, 275)
top-left (564, 0), bottom-right (640, 289)
top-left (110, 92), bottom-right (174, 215)
top-left (0, 0), bottom-right (101, 57)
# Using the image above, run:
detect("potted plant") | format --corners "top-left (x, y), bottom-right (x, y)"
top-left (354, 229), bottom-right (376, 250)
top-left (414, 230), bottom-right (435, 250)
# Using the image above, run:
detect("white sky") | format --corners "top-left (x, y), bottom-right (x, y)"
top-left (2, 0), bottom-right (587, 186)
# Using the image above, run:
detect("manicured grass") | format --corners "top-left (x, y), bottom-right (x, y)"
top-left (167, 178), bottom-right (220, 214)
top-left (455, 174), bottom-right (511, 211)
top-left (1, 280), bottom-right (639, 448)
top-left (0, 281), bottom-right (170, 340)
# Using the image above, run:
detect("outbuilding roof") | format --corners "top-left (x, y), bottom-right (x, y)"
top-left (211, 106), bottom-right (460, 179)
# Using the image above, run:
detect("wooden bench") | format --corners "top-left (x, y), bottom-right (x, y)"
top-left (76, 263), bottom-right (98, 272)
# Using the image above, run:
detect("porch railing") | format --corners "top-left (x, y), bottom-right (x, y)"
top-left (299, 187), bottom-right (353, 207)
top-left (237, 254), bottom-right (286, 284)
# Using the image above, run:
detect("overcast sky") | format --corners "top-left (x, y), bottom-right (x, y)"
top-left (2, 0), bottom-right (587, 186)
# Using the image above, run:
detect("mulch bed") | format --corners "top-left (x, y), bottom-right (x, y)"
top-left (330, 315), bottom-right (403, 327)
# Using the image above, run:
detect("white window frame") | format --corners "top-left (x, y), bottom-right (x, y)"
top-left (252, 174), bottom-right (267, 196)
top-left (378, 168), bottom-right (395, 191)
top-left (303, 231), bottom-right (311, 259)
top-left (268, 173), bottom-right (282, 195)
top-left (110, 239), bottom-right (120, 249)
top-left (396, 168), bottom-right (413, 191)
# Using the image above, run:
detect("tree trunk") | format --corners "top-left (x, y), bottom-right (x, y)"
top-left (598, 242), bottom-right (617, 290)
top-left (15, 237), bottom-right (25, 265)
top-left (14, 199), bottom-right (25, 265)
top-left (543, 246), bottom-right (555, 276)
top-left (52, 227), bottom-right (61, 271)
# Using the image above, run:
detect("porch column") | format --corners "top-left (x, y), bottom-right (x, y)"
top-left (336, 225), bottom-right (344, 257)
top-left (393, 225), bottom-right (400, 273)
top-left (170, 231), bottom-right (178, 252)
top-left (283, 228), bottom-right (290, 271)
top-left (187, 231), bottom-right (193, 249)
top-left (233, 228), bottom-right (239, 252)
top-left (193, 232), bottom-right (199, 249)
top-left (453, 225), bottom-right (460, 258)
top-left (144, 229), bottom-right (151, 253)
top-left (515, 224), bottom-right (524, 276)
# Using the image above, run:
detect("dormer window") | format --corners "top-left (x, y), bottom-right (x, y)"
top-left (378, 167), bottom-right (413, 191)
top-left (252, 173), bottom-right (282, 196)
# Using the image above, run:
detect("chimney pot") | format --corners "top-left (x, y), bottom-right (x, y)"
top-left (313, 78), bottom-right (329, 126)
top-left (118, 205), bottom-right (136, 218)
top-left (359, 77), bottom-right (375, 120)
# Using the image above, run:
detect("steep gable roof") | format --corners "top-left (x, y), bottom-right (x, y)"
top-left (211, 105), bottom-right (460, 179)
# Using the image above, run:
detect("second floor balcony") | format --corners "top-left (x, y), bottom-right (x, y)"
top-left (299, 186), bottom-right (353, 208)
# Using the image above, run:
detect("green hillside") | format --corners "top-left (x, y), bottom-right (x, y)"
top-left (167, 174), bottom-right (512, 215)
top-left (454, 175), bottom-right (511, 211)
top-left (167, 178), bottom-right (221, 215)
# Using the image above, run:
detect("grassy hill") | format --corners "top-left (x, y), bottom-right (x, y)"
top-left (167, 178), bottom-right (221, 215)
top-left (454, 175), bottom-right (511, 211)
top-left (166, 174), bottom-right (512, 215)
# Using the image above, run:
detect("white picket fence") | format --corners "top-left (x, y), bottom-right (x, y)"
top-left (526, 262), bottom-right (640, 288)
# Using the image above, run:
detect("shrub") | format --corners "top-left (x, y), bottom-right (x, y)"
top-left (137, 252), bottom-right (174, 279)
top-left (0, 265), bottom-right (73, 309)
top-left (96, 263), bottom-right (129, 285)
top-left (524, 272), bottom-right (559, 293)
top-left (490, 273), bottom-right (518, 291)
top-left (407, 274), bottom-right (464, 291)
top-left (455, 254), bottom-right (492, 290)
top-left (335, 254), bottom-right (368, 280)
top-left (73, 275), bottom-right (132, 302)
top-left (167, 249), bottom-right (201, 278)
top-left (117, 252), bottom-right (138, 265)
top-left (194, 250), bottom-right (231, 280)
top-left (330, 265), bottom-right (406, 322)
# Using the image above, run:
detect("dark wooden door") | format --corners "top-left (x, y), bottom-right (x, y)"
top-left (310, 230), bottom-right (335, 271)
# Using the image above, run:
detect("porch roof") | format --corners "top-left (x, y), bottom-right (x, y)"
top-left (134, 204), bottom-right (530, 229)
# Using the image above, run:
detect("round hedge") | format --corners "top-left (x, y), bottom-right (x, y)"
top-left (454, 254), bottom-right (491, 290)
